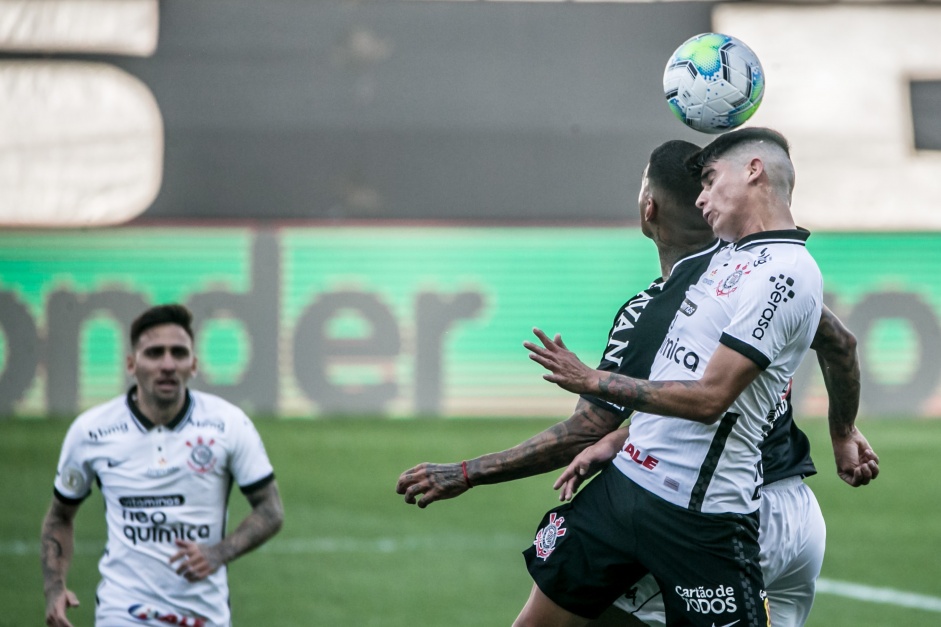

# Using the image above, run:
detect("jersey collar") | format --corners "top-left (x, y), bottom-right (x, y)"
top-left (125, 385), bottom-right (194, 432)
top-left (734, 228), bottom-right (810, 251)
top-left (669, 239), bottom-right (722, 277)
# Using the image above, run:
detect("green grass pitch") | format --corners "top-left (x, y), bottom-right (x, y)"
top-left (2, 416), bottom-right (939, 626)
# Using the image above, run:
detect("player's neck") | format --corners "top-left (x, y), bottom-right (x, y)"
top-left (727, 196), bottom-right (796, 242)
top-left (730, 212), bottom-right (796, 242)
top-left (135, 394), bottom-right (186, 426)
top-left (657, 236), bottom-right (715, 279)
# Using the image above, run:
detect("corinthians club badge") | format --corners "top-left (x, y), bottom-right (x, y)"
top-left (533, 513), bottom-right (567, 560)
top-left (717, 263), bottom-right (751, 297)
top-left (186, 436), bottom-right (217, 473)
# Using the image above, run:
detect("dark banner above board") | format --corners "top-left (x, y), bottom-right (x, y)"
top-left (3, 1), bottom-right (939, 226)
top-left (3, 0), bottom-right (714, 223)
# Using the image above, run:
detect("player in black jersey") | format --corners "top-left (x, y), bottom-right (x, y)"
top-left (520, 130), bottom-right (877, 626)
top-left (396, 139), bottom-right (878, 626)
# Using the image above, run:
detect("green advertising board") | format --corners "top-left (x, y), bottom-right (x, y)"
top-left (1, 227), bottom-right (938, 418)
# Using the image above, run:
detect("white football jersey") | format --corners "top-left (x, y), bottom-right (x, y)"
top-left (613, 229), bottom-right (822, 515)
top-left (53, 388), bottom-right (275, 627)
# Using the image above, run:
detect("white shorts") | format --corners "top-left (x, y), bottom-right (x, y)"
top-left (612, 476), bottom-right (826, 627)
top-left (95, 592), bottom-right (228, 627)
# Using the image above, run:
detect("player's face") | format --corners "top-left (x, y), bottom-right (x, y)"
top-left (128, 323), bottom-right (197, 410)
top-left (695, 156), bottom-right (749, 242)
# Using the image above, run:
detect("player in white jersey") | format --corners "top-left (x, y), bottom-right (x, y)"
top-left (397, 138), bottom-right (877, 626)
top-left (517, 128), bottom-right (827, 627)
top-left (41, 304), bottom-right (284, 627)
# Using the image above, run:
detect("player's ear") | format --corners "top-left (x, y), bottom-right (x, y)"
top-left (125, 353), bottom-right (135, 375)
top-left (644, 196), bottom-right (658, 223)
top-left (746, 157), bottom-right (764, 184)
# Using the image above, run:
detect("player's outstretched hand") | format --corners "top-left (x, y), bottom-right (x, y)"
top-left (170, 540), bottom-right (224, 582)
top-left (396, 462), bottom-right (469, 508)
top-left (553, 429), bottom-right (627, 501)
top-left (831, 426), bottom-right (880, 487)
top-left (524, 328), bottom-right (598, 395)
top-left (45, 587), bottom-right (79, 627)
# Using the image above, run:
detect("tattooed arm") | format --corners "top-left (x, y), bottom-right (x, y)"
top-left (41, 498), bottom-right (81, 627)
top-left (396, 398), bottom-right (624, 508)
top-left (812, 305), bottom-right (879, 486)
top-left (170, 479), bottom-right (284, 582)
top-left (525, 328), bottom-right (761, 425)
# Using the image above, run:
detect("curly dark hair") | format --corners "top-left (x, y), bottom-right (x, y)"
top-left (647, 139), bottom-right (703, 211)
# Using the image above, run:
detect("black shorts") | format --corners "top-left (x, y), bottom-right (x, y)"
top-left (523, 467), bottom-right (767, 626)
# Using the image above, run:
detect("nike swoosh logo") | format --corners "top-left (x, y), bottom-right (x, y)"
top-left (711, 621), bottom-right (740, 627)
top-left (107, 459), bottom-right (125, 467)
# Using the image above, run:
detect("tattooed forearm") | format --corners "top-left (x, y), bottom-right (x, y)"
top-left (469, 400), bottom-right (624, 485)
top-left (40, 502), bottom-right (77, 596)
top-left (596, 374), bottom-right (713, 422)
top-left (812, 307), bottom-right (861, 438)
top-left (214, 481), bottom-right (284, 565)
top-left (597, 374), bottom-right (652, 410)
top-left (817, 349), bottom-right (860, 438)
top-left (40, 533), bottom-right (65, 591)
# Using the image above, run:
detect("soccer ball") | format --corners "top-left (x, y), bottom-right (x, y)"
top-left (662, 33), bottom-right (764, 134)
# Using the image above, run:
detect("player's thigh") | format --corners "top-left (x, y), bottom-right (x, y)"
top-left (760, 480), bottom-right (825, 626)
top-left (589, 605), bottom-right (651, 627)
top-left (636, 497), bottom-right (766, 627)
top-left (523, 469), bottom-right (649, 620)
top-left (514, 584), bottom-right (592, 627)
top-left (603, 573), bottom-right (665, 627)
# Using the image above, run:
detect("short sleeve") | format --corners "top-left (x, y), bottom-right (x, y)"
top-left (720, 263), bottom-right (820, 369)
top-left (229, 414), bottom-right (275, 493)
top-left (53, 420), bottom-right (95, 504)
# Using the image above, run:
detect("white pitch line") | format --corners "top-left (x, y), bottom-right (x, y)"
top-left (5, 540), bottom-right (940, 613)
top-left (816, 578), bottom-right (941, 613)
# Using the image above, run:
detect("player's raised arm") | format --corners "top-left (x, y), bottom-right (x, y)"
top-left (811, 305), bottom-right (879, 486)
top-left (170, 479), bottom-right (284, 582)
top-left (525, 328), bottom-right (761, 425)
top-left (41, 498), bottom-right (81, 627)
top-left (396, 398), bottom-right (624, 509)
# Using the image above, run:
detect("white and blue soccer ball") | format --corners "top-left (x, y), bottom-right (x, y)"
top-left (663, 33), bottom-right (765, 134)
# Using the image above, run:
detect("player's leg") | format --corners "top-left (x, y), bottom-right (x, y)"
top-left (634, 486), bottom-right (767, 627)
top-left (520, 468), bottom-right (649, 623)
top-left (591, 574), bottom-right (664, 627)
top-left (760, 478), bottom-right (826, 626)
top-left (514, 584), bottom-right (591, 627)
top-left (598, 477), bottom-right (824, 627)
top-left (592, 574), bottom-right (665, 627)
top-left (588, 606), bottom-right (652, 627)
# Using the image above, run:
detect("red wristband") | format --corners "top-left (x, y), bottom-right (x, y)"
top-left (461, 460), bottom-right (474, 489)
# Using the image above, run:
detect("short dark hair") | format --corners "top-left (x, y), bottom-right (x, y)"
top-left (130, 304), bottom-right (194, 347)
top-left (687, 127), bottom-right (790, 177)
top-left (647, 140), bottom-right (702, 209)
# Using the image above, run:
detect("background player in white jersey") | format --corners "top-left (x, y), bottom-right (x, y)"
top-left (397, 137), bottom-right (878, 626)
top-left (41, 304), bottom-right (284, 627)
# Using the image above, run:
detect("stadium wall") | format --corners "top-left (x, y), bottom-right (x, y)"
top-left (1, 227), bottom-right (939, 419)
